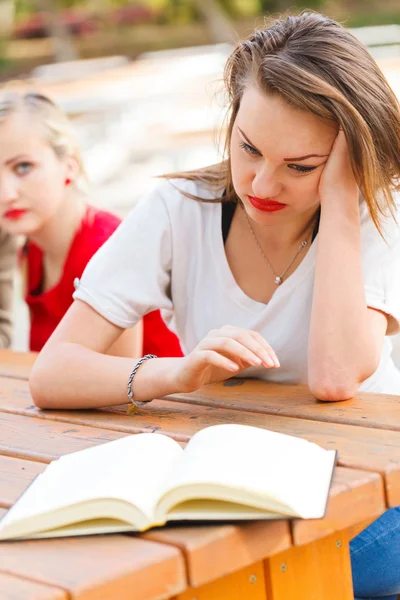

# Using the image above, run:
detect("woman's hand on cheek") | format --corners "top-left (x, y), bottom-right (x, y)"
top-left (172, 325), bottom-right (280, 392)
top-left (318, 129), bottom-right (359, 206)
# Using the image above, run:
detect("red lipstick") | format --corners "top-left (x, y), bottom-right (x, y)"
top-left (248, 196), bottom-right (286, 212)
top-left (3, 209), bottom-right (27, 221)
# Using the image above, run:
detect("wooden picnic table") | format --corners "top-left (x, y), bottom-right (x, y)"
top-left (0, 349), bottom-right (398, 599)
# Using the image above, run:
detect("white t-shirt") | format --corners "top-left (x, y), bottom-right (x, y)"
top-left (74, 179), bottom-right (400, 394)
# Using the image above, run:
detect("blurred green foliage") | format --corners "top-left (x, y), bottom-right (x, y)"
top-left (12, 0), bottom-right (400, 31)
top-left (15, 0), bottom-right (326, 20)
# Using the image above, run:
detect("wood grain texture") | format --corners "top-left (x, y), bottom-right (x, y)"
top-left (0, 350), bottom-right (36, 380)
top-left (0, 573), bottom-right (67, 600)
top-left (0, 352), bottom-right (396, 600)
top-left (292, 467), bottom-right (385, 546)
top-left (143, 520), bottom-right (290, 588)
top-left (143, 469), bottom-right (384, 585)
top-left (264, 532), bottom-right (353, 600)
top-left (1, 380), bottom-right (398, 504)
top-left (175, 561), bottom-right (267, 600)
top-left (167, 378), bottom-right (400, 431)
top-left (0, 455), bottom-right (46, 508)
top-left (0, 412), bottom-right (126, 463)
top-left (0, 535), bottom-right (186, 600)
top-left (0, 453), bottom-right (382, 569)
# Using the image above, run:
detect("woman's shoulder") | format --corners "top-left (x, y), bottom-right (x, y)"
top-left (70, 206), bottom-right (122, 267)
top-left (84, 205), bottom-right (122, 234)
top-left (131, 177), bottom-right (223, 226)
top-left (150, 177), bottom-right (222, 205)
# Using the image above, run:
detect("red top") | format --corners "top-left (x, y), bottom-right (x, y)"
top-left (25, 205), bottom-right (183, 357)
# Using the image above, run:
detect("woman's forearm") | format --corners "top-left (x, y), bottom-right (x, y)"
top-left (30, 344), bottom-right (182, 409)
top-left (308, 198), bottom-right (379, 399)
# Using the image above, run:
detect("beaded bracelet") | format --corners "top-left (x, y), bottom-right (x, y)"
top-left (127, 354), bottom-right (157, 408)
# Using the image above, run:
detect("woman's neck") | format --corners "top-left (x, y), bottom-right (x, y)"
top-left (29, 191), bottom-right (87, 266)
top-left (241, 204), bottom-right (319, 252)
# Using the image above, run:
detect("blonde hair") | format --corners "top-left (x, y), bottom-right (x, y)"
top-left (0, 88), bottom-right (87, 190)
top-left (165, 12), bottom-right (400, 232)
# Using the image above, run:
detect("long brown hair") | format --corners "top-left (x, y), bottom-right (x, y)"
top-left (164, 11), bottom-right (400, 231)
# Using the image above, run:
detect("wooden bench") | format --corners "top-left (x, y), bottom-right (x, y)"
top-left (0, 349), bottom-right (397, 599)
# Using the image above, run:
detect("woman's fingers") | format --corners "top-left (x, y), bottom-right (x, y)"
top-left (195, 350), bottom-right (240, 373)
top-left (181, 327), bottom-right (280, 391)
top-left (247, 330), bottom-right (280, 367)
top-left (199, 336), bottom-right (263, 367)
top-left (201, 327), bottom-right (279, 368)
top-left (218, 326), bottom-right (279, 368)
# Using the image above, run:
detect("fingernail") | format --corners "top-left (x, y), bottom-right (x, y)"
top-left (264, 357), bottom-right (274, 367)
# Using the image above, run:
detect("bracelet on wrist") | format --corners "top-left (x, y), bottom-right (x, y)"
top-left (127, 354), bottom-right (157, 411)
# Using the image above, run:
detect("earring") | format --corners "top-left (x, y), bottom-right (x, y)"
top-left (65, 178), bottom-right (72, 186)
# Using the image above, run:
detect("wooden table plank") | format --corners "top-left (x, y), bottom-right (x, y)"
top-left (0, 408), bottom-right (389, 552)
top-left (291, 467), bottom-right (385, 546)
top-left (2, 383), bottom-right (398, 506)
top-left (0, 535), bottom-right (186, 600)
top-left (108, 400), bottom-right (400, 506)
top-left (3, 363), bottom-right (400, 433)
top-left (144, 521), bottom-right (291, 588)
top-left (0, 412), bottom-right (126, 463)
top-left (167, 379), bottom-right (400, 431)
top-left (176, 561), bottom-right (269, 600)
top-left (0, 455), bottom-right (46, 508)
top-left (0, 455), bottom-right (291, 594)
top-left (0, 447), bottom-right (384, 590)
top-left (0, 350), bottom-right (36, 380)
top-left (143, 467), bottom-right (385, 586)
top-left (0, 352), bottom-right (396, 598)
top-left (0, 418), bottom-right (381, 536)
top-left (0, 456), bottom-right (291, 590)
top-left (0, 573), bottom-right (67, 600)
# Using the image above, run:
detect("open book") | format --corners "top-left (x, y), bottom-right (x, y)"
top-left (0, 424), bottom-right (336, 540)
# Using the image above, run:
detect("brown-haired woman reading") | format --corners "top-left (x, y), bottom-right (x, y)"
top-left (30, 13), bottom-right (400, 598)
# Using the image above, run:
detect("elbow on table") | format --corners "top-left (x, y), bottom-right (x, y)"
top-left (308, 356), bottom-right (380, 401)
top-left (308, 378), bottom-right (359, 402)
top-left (29, 363), bottom-right (56, 409)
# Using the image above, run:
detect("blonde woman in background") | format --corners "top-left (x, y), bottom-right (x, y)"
top-left (0, 91), bottom-right (182, 356)
top-left (31, 13), bottom-right (400, 598)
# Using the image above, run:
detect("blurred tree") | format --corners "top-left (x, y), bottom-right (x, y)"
top-left (0, 0), bottom-right (14, 72)
top-left (259, 0), bottom-right (323, 11)
top-left (193, 0), bottom-right (234, 42)
top-left (0, 0), bottom-right (15, 36)
top-left (33, 0), bottom-right (78, 61)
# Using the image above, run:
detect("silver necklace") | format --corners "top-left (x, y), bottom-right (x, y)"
top-left (242, 207), bottom-right (311, 286)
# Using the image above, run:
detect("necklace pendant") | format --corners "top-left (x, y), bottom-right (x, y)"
top-left (274, 275), bottom-right (282, 286)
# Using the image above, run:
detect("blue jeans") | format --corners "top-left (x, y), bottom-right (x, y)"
top-left (351, 507), bottom-right (400, 600)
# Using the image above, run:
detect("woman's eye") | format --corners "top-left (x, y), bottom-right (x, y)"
top-left (239, 142), bottom-right (260, 157)
top-left (288, 164), bottom-right (317, 174)
top-left (15, 162), bottom-right (33, 176)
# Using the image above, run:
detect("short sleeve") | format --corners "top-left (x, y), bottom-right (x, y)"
top-left (73, 186), bottom-right (173, 328)
top-left (362, 202), bottom-right (400, 335)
